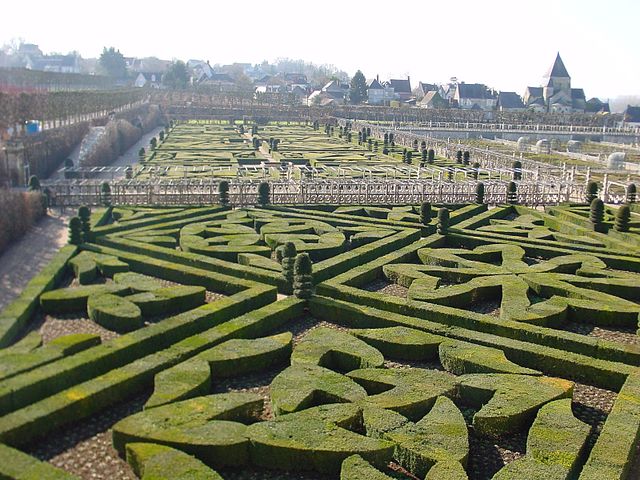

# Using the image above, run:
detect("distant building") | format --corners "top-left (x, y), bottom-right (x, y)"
top-left (496, 92), bottom-right (525, 111)
top-left (134, 72), bottom-right (163, 88)
top-left (418, 91), bottom-right (448, 109)
top-left (524, 53), bottom-right (589, 113)
top-left (366, 76), bottom-right (395, 105)
top-left (454, 83), bottom-right (497, 110)
top-left (413, 82), bottom-right (438, 100)
top-left (385, 77), bottom-right (412, 102)
top-left (621, 106), bottom-right (640, 128)
top-left (585, 98), bottom-right (610, 114)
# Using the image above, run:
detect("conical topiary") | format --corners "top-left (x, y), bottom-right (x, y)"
top-left (28, 175), bottom-right (41, 191)
top-left (614, 205), bottom-right (631, 232)
top-left (258, 182), bottom-right (270, 206)
top-left (78, 205), bottom-right (91, 242)
top-left (437, 208), bottom-right (450, 235)
top-left (626, 183), bottom-right (637, 204)
top-left (68, 217), bottom-right (83, 245)
top-left (293, 253), bottom-right (313, 299)
top-left (476, 182), bottom-right (485, 204)
top-left (507, 181), bottom-right (517, 204)
top-left (512, 160), bottom-right (522, 181)
top-left (101, 182), bottom-right (112, 207)
top-left (585, 181), bottom-right (598, 204)
top-left (472, 162), bottom-right (481, 181)
top-left (280, 242), bottom-right (297, 288)
top-left (420, 202), bottom-right (432, 225)
top-left (463, 151), bottom-right (470, 165)
top-left (219, 180), bottom-right (230, 206)
top-left (590, 198), bottom-right (605, 230)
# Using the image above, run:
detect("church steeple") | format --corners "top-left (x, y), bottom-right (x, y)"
top-left (545, 52), bottom-right (570, 79)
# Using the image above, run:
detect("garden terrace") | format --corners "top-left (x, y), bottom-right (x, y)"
top-left (0, 202), bottom-right (639, 479)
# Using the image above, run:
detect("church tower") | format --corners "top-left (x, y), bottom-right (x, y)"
top-left (544, 52), bottom-right (571, 97)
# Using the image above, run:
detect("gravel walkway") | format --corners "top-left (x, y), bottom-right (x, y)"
top-left (0, 209), bottom-right (70, 312)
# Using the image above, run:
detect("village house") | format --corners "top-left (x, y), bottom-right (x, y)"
top-left (454, 83), bottom-right (497, 111)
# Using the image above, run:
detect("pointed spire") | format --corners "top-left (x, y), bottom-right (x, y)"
top-left (545, 52), bottom-right (570, 79)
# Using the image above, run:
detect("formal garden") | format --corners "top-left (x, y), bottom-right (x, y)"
top-left (0, 193), bottom-right (639, 480)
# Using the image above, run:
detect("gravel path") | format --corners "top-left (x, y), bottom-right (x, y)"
top-left (0, 209), bottom-right (70, 312)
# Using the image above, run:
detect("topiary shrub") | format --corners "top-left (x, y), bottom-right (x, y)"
top-left (472, 162), bottom-right (481, 180)
top-left (476, 182), bottom-right (485, 204)
top-left (219, 180), bottom-right (230, 207)
top-left (101, 182), bottom-right (112, 207)
top-left (585, 181), bottom-right (598, 204)
top-left (512, 160), bottom-right (522, 181)
top-left (456, 150), bottom-right (463, 163)
top-left (281, 241), bottom-right (297, 288)
top-left (138, 147), bottom-right (145, 158)
top-left (437, 208), bottom-right (449, 235)
top-left (64, 158), bottom-right (74, 169)
top-left (27, 175), bottom-right (41, 191)
top-left (158, 131), bottom-right (164, 141)
top-left (590, 198), bottom-right (605, 231)
top-left (507, 181), bottom-right (518, 204)
top-left (420, 202), bottom-right (432, 225)
top-left (463, 151), bottom-right (470, 165)
top-left (149, 137), bottom-right (157, 150)
top-left (428, 149), bottom-right (435, 164)
top-left (125, 166), bottom-right (133, 179)
top-left (626, 183), bottom-right (637, 204)
top-left (293, 253), bottom-right (313, 299)
top-left (421, 149), bottom-right (427, 165)
top-left (78, 205), bottom-right (91, 242)
top-left (258, 182), bottom-right (270, 206)
top-left (614, 205), bottom-right (631, 232)
top-left (68, 217), bottom-right (83, 245)
top-left (405, 150), bottom-right (412, 165)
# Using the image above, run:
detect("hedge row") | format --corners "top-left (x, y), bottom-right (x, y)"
top-left (0, 443), bottom-right (79, 479)
top-left (309, 296), bottom-right (636, 391)
top-left (0, 296), bottom-right (303, 446)
top-left (0, 244), bottom-right (77, 348)
top-left (0, 264), bottom-right (274, 416)
top-left (579, 372), bottom-right (640, 479)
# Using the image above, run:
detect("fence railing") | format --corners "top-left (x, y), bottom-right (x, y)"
top-left (43, 178), bottom-right (592, 208)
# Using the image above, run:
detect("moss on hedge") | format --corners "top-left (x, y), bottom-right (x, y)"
top-left (270, 364), bottom-right (367, 416)
top-left (439, 340), bottom-right (541, 375)
top-left (350, 326), bottom-right (443, 361)
top-left (347, 368), bottom-right (457, 421)
top-left (340, 454), bottom-right (394, 479)
top-left (247, 403), bottom-right (395, 474)
top-left (0, 443), bottom-right (79, 479)
top-left (125, 442), bottom-right (224, 479)
top-left (87, 294), bottom-right (143, 333)
top-left (387, 396), bottom-right (468, 478)
top-left (457, 373), bottom-right (573, 438)
top-left (40, 284), bottom-right (129, 314)
top-left (145, 359), bottom-right (211, 410)
top-left (291, 327), bottom-right (384, 372)
top-left (113, 393), bottom-right (263, 468)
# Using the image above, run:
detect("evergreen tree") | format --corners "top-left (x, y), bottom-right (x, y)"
top-left (512, 160), bottom-right (522, 181)
top-left (101, 182), bottom-right (112, 207)
top-left (219, 180), bottom-right (230, 206)
top-left (627, 183), bottom-right (637, 204)
top-left (472, 162), bottom-right (481, 180)
top-left (456, 150), bottom-right (463, 163)
top-left (585, 181), bottom-right (598, 204)
top-left (163, 60), bottom-right (189, 89)
top-left (99, 47), bottom-right (127, 78)
top-left (421, 149), bottom-right (427, 165)
top-left (463, 151), bottom-right (470, 165)
top-left (293, 253), bottom-right (313, 299)
top-left (437, 208), bottom-right (450, 235)
top-left (138, 147), bottom-right (145, 158)
top-left (428, 149), bottom-right (435, 164)
top-left (476, 182), bottom-right (485, 204)
top-left (507, 181), bottom-right (518, 204)
top-left (68, 217), bottom-right (83, 245)
top-left (406, 150), bottom-right (413, 164)
top-left (78, 205), bottom-right (91, 242)
top-left (420, 202), bottom-right (432, 225)
top-left (590, 198), bottom-right (605, 231)
top-left (258, 182), bottom-right (270, 206)
top-left (27, 175), bottom-right (40, 191)
top-left (280, 242), bottom-right (297, 290)
top-left (614, 205), bottom-right (631, 232)
top-left (349, 70), bottom-right (368, 104)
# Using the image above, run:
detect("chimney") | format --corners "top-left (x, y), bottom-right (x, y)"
top-left (376, 74), bottom-right (379, 81)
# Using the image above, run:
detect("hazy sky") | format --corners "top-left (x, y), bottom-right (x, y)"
top-left (3, 0), bottom-right (639, 99)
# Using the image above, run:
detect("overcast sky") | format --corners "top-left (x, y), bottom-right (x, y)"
top-left (3, 0), bottom-right (638, 99)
